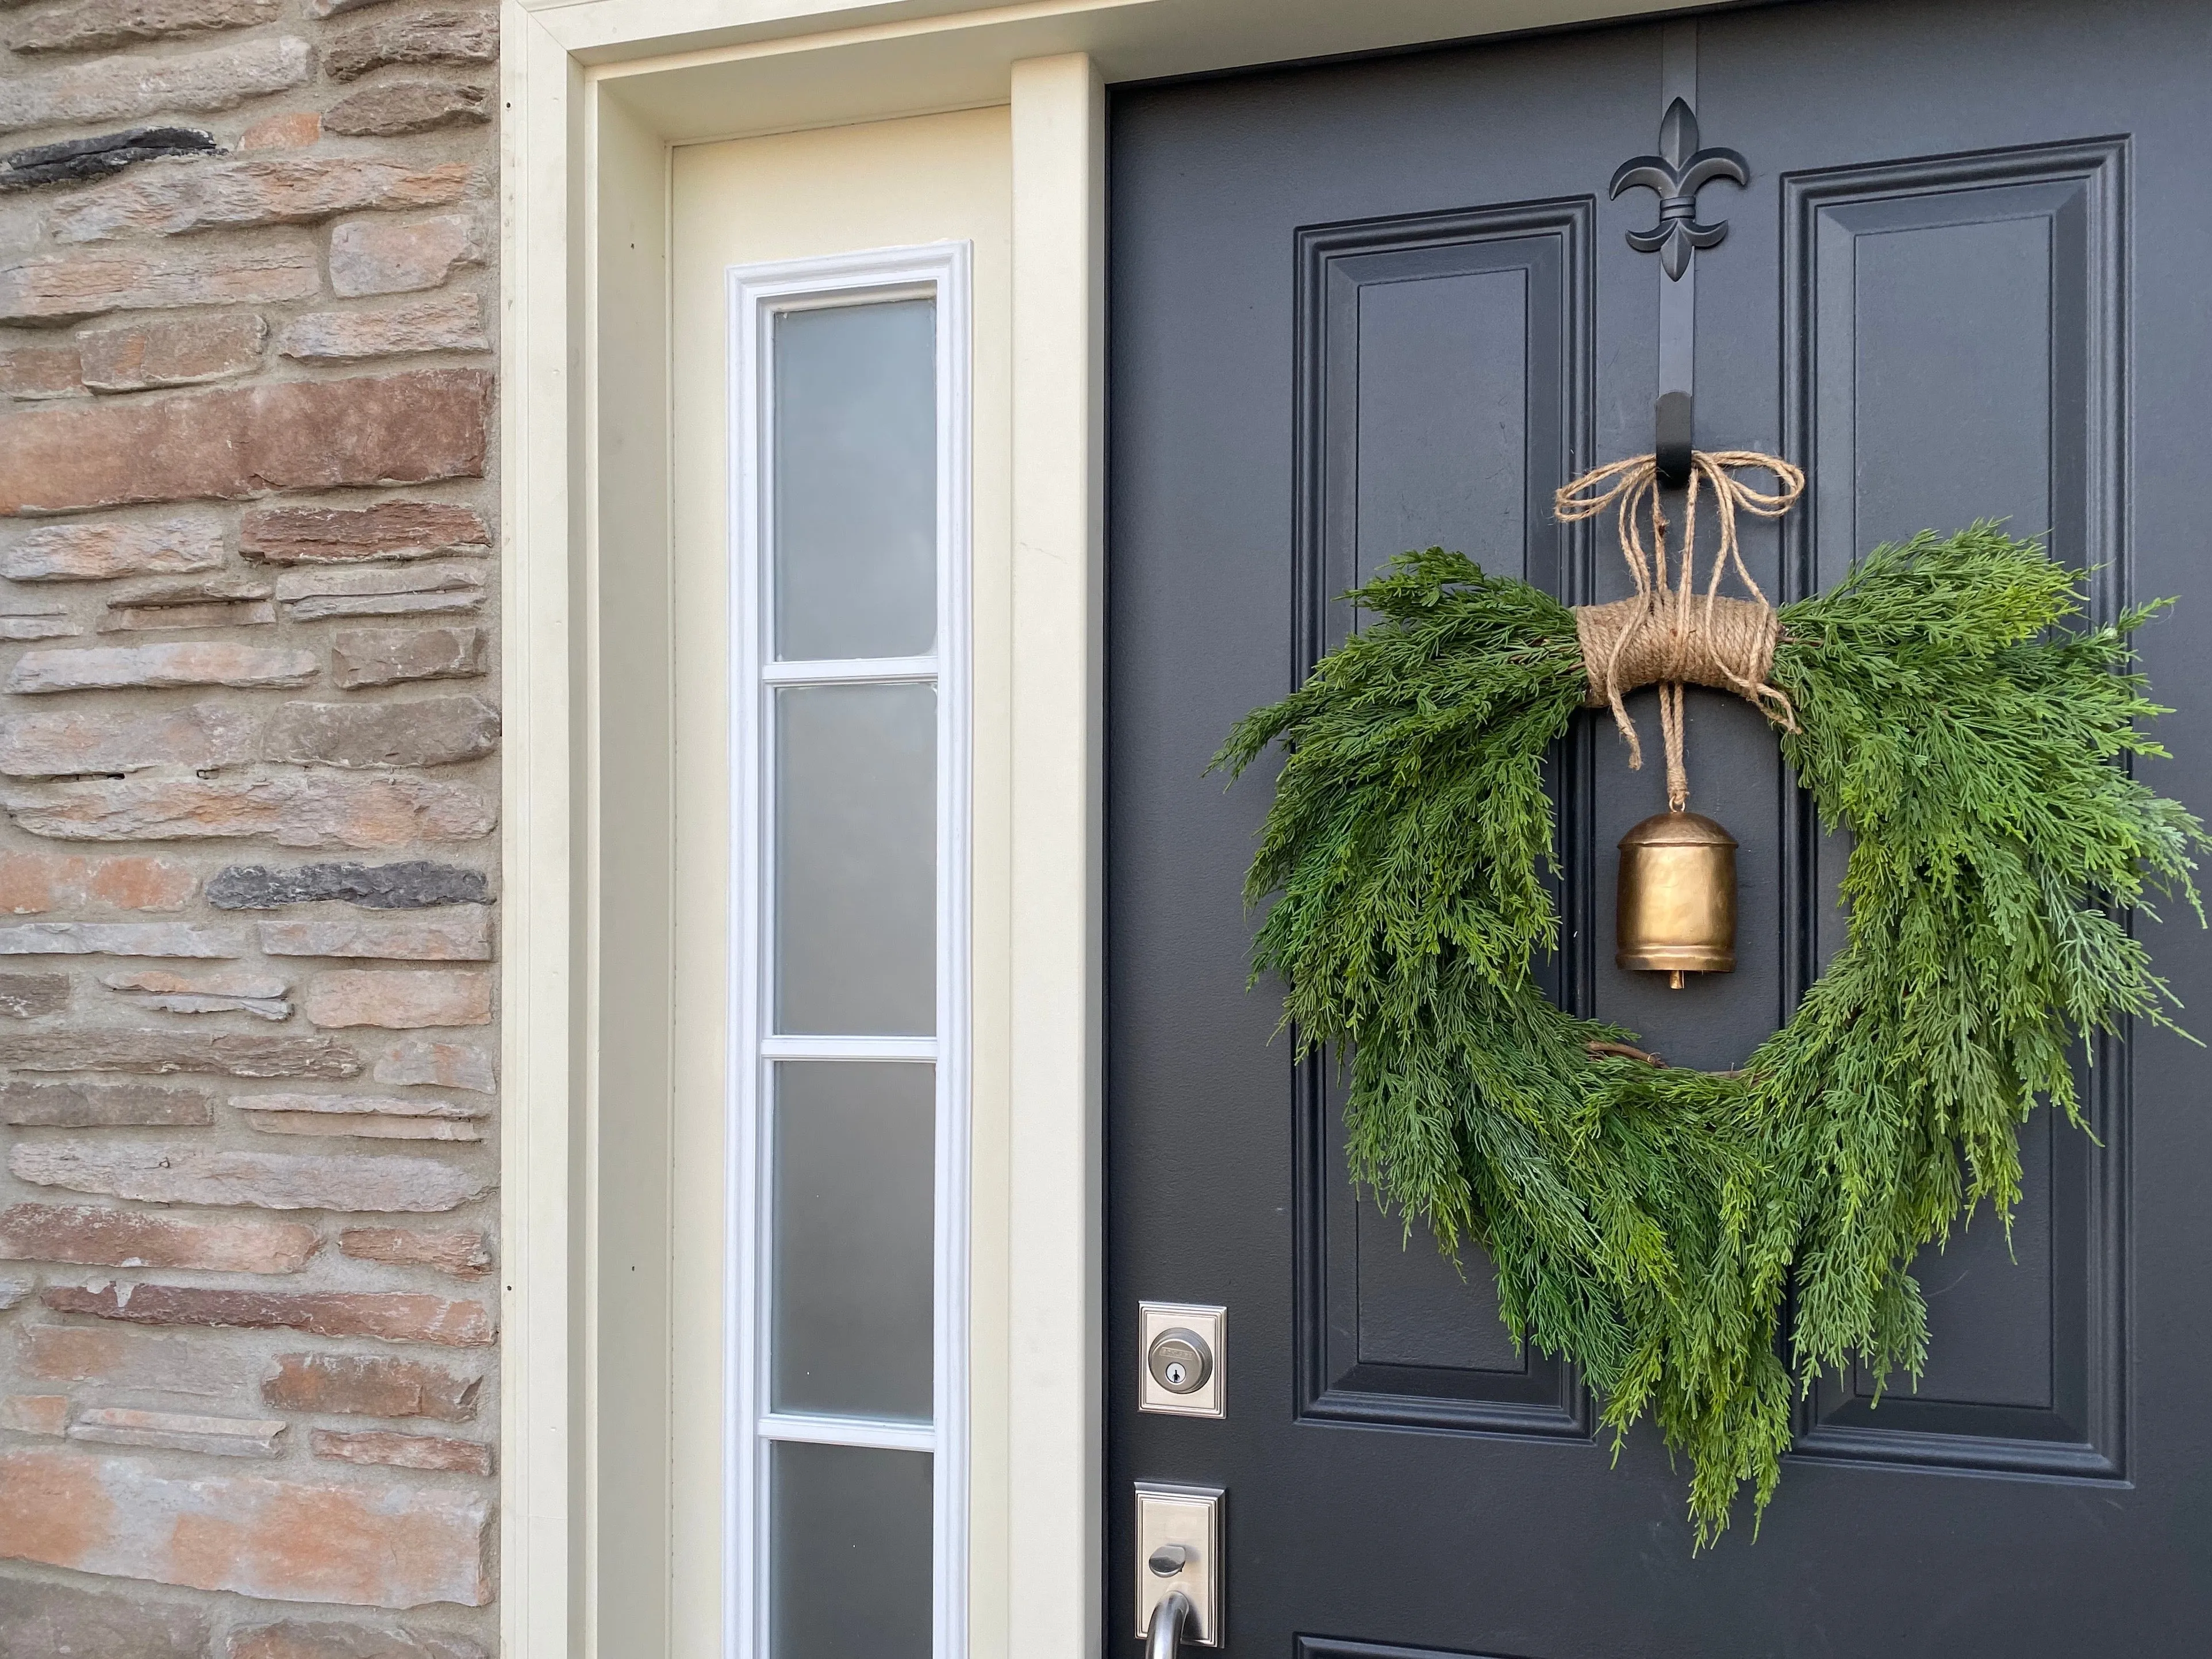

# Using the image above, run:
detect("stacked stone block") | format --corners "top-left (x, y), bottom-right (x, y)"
top-left (0, 0), bottom-right (500, 1650)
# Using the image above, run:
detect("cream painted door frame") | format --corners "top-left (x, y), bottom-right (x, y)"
top-left (498, 3), bottom-right (1698, 1656)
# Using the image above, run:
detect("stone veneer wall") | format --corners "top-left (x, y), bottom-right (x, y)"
top-left (0, 0), bottom-right (501, 1652)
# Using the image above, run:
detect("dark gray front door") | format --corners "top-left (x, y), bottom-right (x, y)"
top-left (1105, 2), bottom-right (2212, 1653)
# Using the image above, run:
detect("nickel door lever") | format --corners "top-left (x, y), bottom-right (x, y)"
top-left (1146, 1590), bottom-right (1194, 1659)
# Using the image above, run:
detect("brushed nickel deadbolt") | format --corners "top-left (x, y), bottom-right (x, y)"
top-left (1147, 1328), bottom-right (1212, 1395)
top-left (1138, 1301), bottom-right (1226, 1418)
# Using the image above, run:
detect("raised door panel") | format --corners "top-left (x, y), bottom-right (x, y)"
top-left (1293, 204), bottom-right (1597, 1437)
top-left (1781, 142), bottom-right (2126, 1476)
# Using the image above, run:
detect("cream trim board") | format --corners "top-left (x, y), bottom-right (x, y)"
top-left (1004, 51), bottom-right (1105, 1659)
top-left (723, 240), bottom-right (975, 1659)
top-left (498, 9), bottom-right (586, 1659)
top-left (535, 0), bottom-right (1698, 91)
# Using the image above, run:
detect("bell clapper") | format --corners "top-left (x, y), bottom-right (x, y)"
top-left (1669, 970), bottom-right (1685, 990)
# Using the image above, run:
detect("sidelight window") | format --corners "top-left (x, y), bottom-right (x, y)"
top-left (727, 245), bottom-right (971, 1659)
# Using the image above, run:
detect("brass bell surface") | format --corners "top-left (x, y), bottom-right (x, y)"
top-left (1616, 809), bottom-right (1737, 988)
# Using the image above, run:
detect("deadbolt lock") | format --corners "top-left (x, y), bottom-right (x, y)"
top-left (1147, 1328), bottom-right (1212, 1395)
top-left (1138, 1301), bottom-right (1226, 1418)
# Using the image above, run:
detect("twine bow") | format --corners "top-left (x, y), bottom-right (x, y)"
top-left (1555, 450), bottom-right (1804, 812)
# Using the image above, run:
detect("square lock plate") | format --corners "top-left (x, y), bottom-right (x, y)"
top-left (1139, 1301), bottom-right (1226, 1418)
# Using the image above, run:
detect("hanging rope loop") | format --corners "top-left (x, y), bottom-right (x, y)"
top-left (1555, 449), bottom-right (1804, 811)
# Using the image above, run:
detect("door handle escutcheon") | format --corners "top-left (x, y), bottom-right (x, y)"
top-left (1135, 1482), bottom-right (1221, 1647)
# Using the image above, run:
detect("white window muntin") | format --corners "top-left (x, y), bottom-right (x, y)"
top-left (726, 242), bottom-right (971, 1659)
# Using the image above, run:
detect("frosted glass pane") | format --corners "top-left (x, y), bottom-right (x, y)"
top-left (774, 682), bottom-right (935, 1036)
top-left (773, 299), bottom-right (937, 661)
top-left (772, 1062), bottom-right (934, 1419)
top-left (772, 1441), bottom-right (932, 1659)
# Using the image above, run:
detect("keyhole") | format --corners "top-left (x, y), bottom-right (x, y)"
top-left (1165, 1361), bottom-right (1187, 1388)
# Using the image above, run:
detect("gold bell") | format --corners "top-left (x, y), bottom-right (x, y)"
top-left (1616, 809), bottom-right (1737, 989)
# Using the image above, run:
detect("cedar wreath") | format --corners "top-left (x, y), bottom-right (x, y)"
top-left (1215, 525), bottom-right (2205, 1542)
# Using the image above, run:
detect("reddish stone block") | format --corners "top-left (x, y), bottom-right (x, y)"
top-left (262, 911), bottom-right (491, 961)
top-left (328, 213), bottom-right (483, 298)
top-left (16, 1323), bottom-right (243, 1397)
top-left (262, 697), bottom-right (498, 771)
top-left (4, 771), bottom-right (498, 848)
top-left (231, 1091), bottom-right (483, 1121)
top-left (69, 1407), bottom-right (287, 1458)
top-left (6, 642), bottom-right (314, 695)
top-left (277, 293), bottom-right (487, 362)
top-left (0, 919), bottom-right (244, 955)
top-left (78, 313), bottom-right (266, 391)
top-left (0, 702), bottom-right (258, 777)
top-left (48, 156), bottom-right (475, 244)
top-left (0, 1080), bottom-right (215, 1126)
top-left (305, 970), bottom-right (491, 1029)
top-left (0, 1447), bottom-right (494, 1606)
top-left (229, 1618), bottom-right (486, 1659)
top-left (312, 1428), bottom-right (491, 1474)
top-left (0, 517), bottom-right (225, 582)
top-left (0, 38), bottom-right (311, 140)
top-left (0, 1030), bottom-right (358, 1077)
top-left (325, 10), bottom-right (498, 82)
top-left (241, 501), bottom-right (489, 565)
top-left (10, 0), bottom-right (281, 56)
top-left (372, 1038), bottom-right (493, 1094)
top-left (0, 240), bottom-right (320, 325)
top-left (0, 1574), bottom-right (210, 1658)
top-left (323, 83), bottom-right (490, 139)
top-left (13, 1142), bottom-right (485, 1211)
top-left (0, 1203), bottom-right (319, 1273)
top-left (0, 369), bottom-right (490, 514)
top-left (0, 973), bottom-right (67, 1017)
top-left (262, 1352), bottom-right (480, 1420)
top-left (330, 627), bottom-right (486, 688)
top-left (244, 1111), bottom-right (479, 1142)
top-left (41, 1283), bottom-right (497, 1346)
top-left (339, 1227), bottom-right (492, 1278)
top-left (104, 965), bottom-right (290, 1020)
top-left (0, 1395), bottom-right (67, 1435)
top-left (0, 337), bottom-right (80, 399)
top-left (275, 561), bottom-right (484, 620)
top-left (238, 111), bottom-right (322, 152)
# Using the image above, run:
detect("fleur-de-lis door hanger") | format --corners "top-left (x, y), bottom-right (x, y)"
top-left (1608, 94), bottom-right (1749, 484)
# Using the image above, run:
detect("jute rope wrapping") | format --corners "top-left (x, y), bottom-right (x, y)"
top-left (1556, 450), bottom-right (1806, 811)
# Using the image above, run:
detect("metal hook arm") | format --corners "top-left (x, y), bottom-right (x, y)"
top-left (1656, 389), bottom-right (1694, 489)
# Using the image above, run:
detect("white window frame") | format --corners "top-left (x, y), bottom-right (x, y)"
top-left (724, 241), bottom-right (973, 1659)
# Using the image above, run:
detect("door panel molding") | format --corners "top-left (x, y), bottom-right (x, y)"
top-left (1778, 137), bottom-right (2129, 1481)
top-left (1289, 198), bottom-right (1599, 1442)
top-left (1295, 1057), bottom-right (1596, 1440)
top-left (1297, 1635), bottom-right (1528, 1659)
top-left (1293, 198), bottom-right (1598, 659)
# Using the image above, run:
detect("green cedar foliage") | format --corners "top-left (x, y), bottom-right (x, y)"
top-left (1215, 526), bottom-right (2203, 1542)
